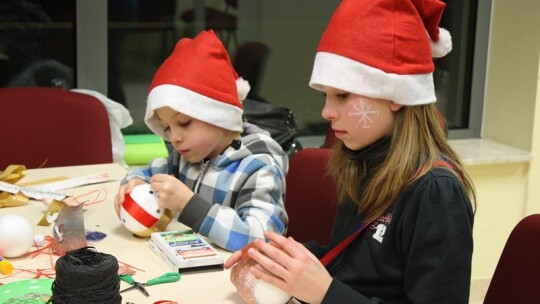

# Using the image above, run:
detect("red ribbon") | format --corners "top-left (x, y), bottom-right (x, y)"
top-left (122, 194), bottom-right (159, 228)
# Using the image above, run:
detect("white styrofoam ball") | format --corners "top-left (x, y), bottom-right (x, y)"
top-left (231, 244), bottom-right (292, 304)
top-left (120, 183), bottom-right (165, 237)
top-left (253, 280), bottom-right (292, 304)
top-left (0, 214), bottom-right (34, 258)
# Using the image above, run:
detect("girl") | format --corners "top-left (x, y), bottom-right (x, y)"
top-left (225, 0), bottom-right (476, 303)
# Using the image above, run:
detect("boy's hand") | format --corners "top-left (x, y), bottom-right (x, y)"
top-left (114, 178), bottom-right (146, 218)
top-left (150, 174), bottom-right (194, 213)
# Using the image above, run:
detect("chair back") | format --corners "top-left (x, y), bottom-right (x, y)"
top-left (285, 148), bottom-right (337, 245)
top-left (483, 214), bottom-right (540, 304)
top-left (233, 42), bottom-right (270, 98)
top-left (0, 87), bottom-right (112, 169)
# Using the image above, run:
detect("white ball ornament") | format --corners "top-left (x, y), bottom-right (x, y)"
top-left (0, 214), bottom-right (35, 258)
top-left (120, 183), bottom-right (172, 237)
top-left (231, 244), bottom-right (292, 304)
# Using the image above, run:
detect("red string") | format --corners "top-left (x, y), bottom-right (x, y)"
top-left (64, 188), bottom-right (108, 207)
top-left (1, 239), bottom-right (57, 281)
top-left (118, 261), bottom-right (145, 273)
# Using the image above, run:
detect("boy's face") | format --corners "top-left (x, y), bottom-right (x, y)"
top-left (156, 107), bottom-right (230, 163)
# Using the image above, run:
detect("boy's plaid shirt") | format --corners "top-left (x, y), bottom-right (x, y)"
top-left (123, 127), bottom-right (289, 252)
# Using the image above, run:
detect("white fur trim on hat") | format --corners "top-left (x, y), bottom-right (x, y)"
top-left (145, 84), bottom-right (244, 139)
top-left (309, 52), bottom-right (436, 105)
top-left (236, 77), bottom-right (250, 101)
top-left (431, 28), bottom-right (452, 58)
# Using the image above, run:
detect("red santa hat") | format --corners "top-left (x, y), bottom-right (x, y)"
top-left (145, 30), bottom-right (250, 137)
top-left (309, 0), bottom-right (452, 105)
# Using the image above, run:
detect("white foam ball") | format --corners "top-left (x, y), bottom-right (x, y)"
top-left (0, 214), bottom-right (34, 258)
top-left (120, 183), bottom-right (165, 237)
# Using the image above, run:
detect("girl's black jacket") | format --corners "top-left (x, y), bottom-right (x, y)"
top-left (304, 139), bottom-right (474, 304)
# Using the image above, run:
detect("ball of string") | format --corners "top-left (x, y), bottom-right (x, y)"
top-left (48, 246), bottom-right (121, 304)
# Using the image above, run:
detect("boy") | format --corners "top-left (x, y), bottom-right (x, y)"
top-left (115, 30), bottom-right (288, 252)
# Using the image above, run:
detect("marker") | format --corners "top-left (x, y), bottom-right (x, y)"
top-left (0, 256), bottom-right (13, 275)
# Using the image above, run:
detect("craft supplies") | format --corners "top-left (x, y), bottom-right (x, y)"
top-left (119, 272), bottom-right (180, 296)
top-left (51, 247), bottom-right (121, 303)
top-left (0, 256), bottom-right (13, 275)
top-left (0, 278), bottom-right (54, 303)
top-left (230, 243), bottom-right (292, 304)
top-left (120, 183), bottom-right (172, 237)
top-left (149, 229), bottom-right (224, 271)
top-left (0, 214), bottom-right (34, 258)
top-left (52, 205), bottom-right (87, 256)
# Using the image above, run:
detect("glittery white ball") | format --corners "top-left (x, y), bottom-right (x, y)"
top-left (0, 214), bottom-right (34, 258)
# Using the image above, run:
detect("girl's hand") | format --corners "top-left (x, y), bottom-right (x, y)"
top-left (248, 231), bottom-right (333, 304)
top-left (114, 178), bottom-right (146, 218)
top-left (150, 174), bottom-right (194, 212)
top-left (224, 249), bottom-right (244, 269)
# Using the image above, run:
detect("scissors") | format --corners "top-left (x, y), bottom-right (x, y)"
top-left (119, 272), bottom-right (181, 297)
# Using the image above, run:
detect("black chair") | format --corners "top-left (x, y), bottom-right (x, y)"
top-left (233, 41), bottom-right (270, 100)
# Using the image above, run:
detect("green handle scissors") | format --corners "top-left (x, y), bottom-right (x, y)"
top-left (120, 272), bottom-right (181, 296)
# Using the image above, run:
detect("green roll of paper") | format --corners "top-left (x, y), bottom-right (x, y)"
top-left (123, 134), bottom-right (169, 165)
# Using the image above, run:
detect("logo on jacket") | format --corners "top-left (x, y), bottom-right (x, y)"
top-left (371, 213), bottom-right (392, 243)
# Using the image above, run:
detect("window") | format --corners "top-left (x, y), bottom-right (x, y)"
top-left (1, 0), bottom-right (490, 140)
top-left (0, 0), bottom-right (76, 89)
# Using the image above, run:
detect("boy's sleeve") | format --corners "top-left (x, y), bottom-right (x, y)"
top-left (181, 159), bottom-right (287, 252)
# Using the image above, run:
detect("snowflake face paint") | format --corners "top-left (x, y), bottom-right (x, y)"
top-left (321, 86), bottom-right (400, 151)
top-left (349, 98), bottom-right (380, 128)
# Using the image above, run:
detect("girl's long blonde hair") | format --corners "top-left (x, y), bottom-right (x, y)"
top-left (327, 103), bottom-right (476, 223)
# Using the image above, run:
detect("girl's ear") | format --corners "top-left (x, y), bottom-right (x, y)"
top-left (390, 102), bottom-right (403, 112)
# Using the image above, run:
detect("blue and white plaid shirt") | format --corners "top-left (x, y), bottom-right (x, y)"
top-left (123, 123), bottom-right (289, 251)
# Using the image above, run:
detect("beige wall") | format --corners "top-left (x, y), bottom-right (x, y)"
top-left (470, 0), bottom-right (540, 281)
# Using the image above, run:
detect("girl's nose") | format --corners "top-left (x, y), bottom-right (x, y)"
top-left (321, 101), bottom-right (336, 121)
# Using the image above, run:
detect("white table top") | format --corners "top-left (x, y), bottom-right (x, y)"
top-left (0, 163), bottom-right (244, 304)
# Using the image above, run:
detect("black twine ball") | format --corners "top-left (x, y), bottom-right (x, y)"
top-left (48, 247), bottom-right (121, 304)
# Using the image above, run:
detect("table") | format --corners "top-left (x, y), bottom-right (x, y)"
top-left (0, 163), bottom-right (243, 304)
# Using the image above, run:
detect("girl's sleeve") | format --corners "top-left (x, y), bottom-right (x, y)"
top-left (179, 159), bottom-right (288, 252)
top-left (399, 173), bottom-right (474, 303)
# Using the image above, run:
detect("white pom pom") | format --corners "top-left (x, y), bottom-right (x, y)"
top-left (236, 77), bottom-right (251, 101)
top-left (431, 27), bottom-right (452, 58)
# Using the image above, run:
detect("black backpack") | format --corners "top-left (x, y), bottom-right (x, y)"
top-left (242, 98), bottom-right (302, 157)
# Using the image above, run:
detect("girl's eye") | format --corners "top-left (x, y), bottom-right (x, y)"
top-left (322, 93), bottom-right (327, 98)
top-left (178, 120), bottom-right (191, 127)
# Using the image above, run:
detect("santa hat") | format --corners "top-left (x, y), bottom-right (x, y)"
top-left (309, 0), bottom-right (452, 105)
top-left (145, 30), bottom-right (250, 137)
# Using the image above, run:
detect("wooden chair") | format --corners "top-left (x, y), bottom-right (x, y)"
top-left (483, 214), bottom-right (540, 304)
top-left (285, 148), bottom-right (337, 245)
top-left (0, 87), bottom-right (112, 169)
